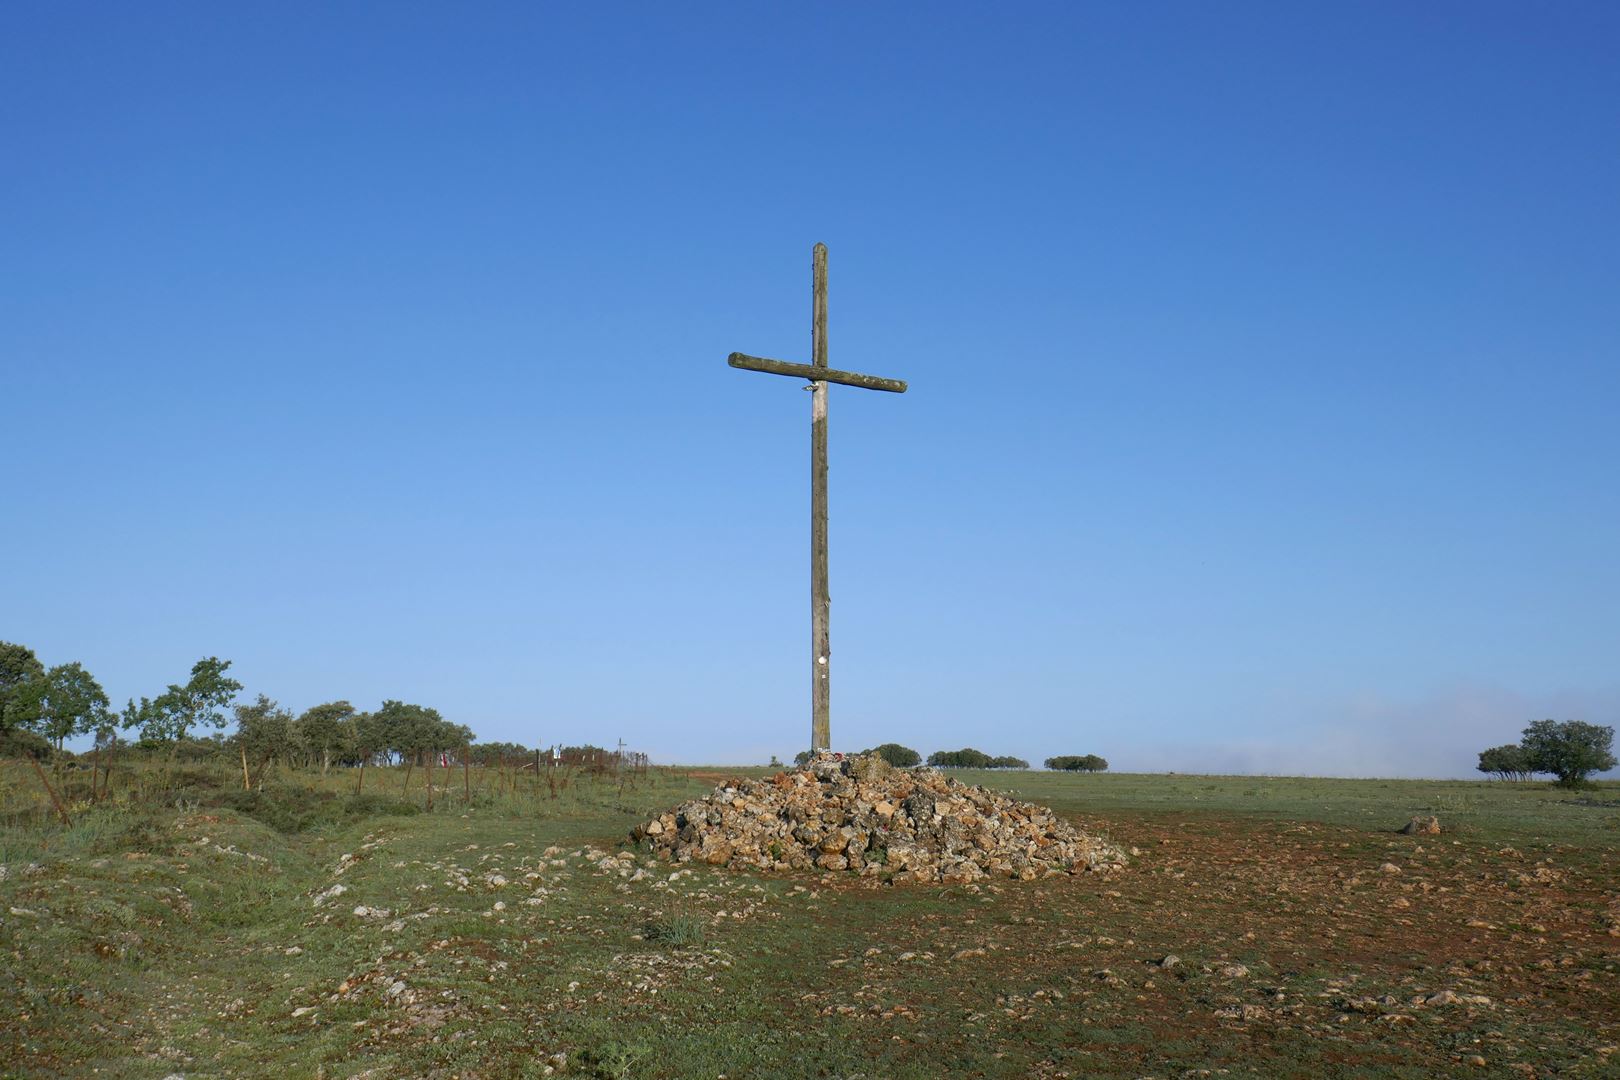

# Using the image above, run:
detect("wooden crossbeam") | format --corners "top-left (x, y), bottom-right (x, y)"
top-left (728, 352), bottom-right (909, 394)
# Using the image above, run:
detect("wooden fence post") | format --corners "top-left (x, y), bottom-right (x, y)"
top-left (29, 756), bottom-right (71, 826)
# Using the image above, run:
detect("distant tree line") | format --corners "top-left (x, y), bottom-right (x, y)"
top-left (1044, 754), bottom-right (1109, 773)
top-left (232, 695), bottom-right (479, 780)
top-left (0, 639), bottom-right (623, 782)
top-left (787, 744), bottom-right (1043, 770)
top-left (1477, 720), bottom-right (1616, 788)
top-left (927, 748), bottom-right (1029, 769)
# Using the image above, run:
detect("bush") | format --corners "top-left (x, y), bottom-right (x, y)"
top-left (1044, 755), bottom-right (1108, 772)
top-left (340, 793), bottom-right (424, 820)
top-left (641, 914), bottom-right (706, 948)
top-left (987, 756), bottom-right (1029, 769)
top-left (169, 766), bottom-right (230, 794)
top-left (215, 788), bottom-right (316, 833)
top-left (927, 748), bottom-right (992, 768)
top-left (862, 743), bottom-right (921, 768)
top-left (214, 788), bottom-right (420, 833)
top-left (0, 726), bottom-right (52, 760)
top-left (115, 815), bottom-right (172, 855)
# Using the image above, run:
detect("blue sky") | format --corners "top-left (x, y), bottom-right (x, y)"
top-left (4, 3), bottom-right (1617, 776)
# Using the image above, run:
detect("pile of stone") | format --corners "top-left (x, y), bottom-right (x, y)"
top-left (632, 751), bottom-right (1127, 884)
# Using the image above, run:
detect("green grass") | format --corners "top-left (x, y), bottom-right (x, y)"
top-left (2, 763), bottom-right (1616, 1078)
top-left (953, 768), bottom-right (1620, 844)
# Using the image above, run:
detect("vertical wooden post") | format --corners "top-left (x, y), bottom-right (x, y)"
top-left (464, 745), bottom-right (471, 804)
top-left (726, 249), bottom-right (906, 760)
top-left (810, 242), bottom-right (831, 752)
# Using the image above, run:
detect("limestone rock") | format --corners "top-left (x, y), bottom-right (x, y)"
top-left (631, 751), bottom-right (1126, 883)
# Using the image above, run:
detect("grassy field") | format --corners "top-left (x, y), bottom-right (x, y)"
top-left (2, 761), bottom-right (1617, 1078)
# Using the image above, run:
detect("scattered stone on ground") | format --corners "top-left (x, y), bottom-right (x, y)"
top-left (631, 751), bottom-right (1128, 883)
top-left (311, 883), bottom-right (348, 907)
top-left (1400, 816), bottom-right (1442, 835)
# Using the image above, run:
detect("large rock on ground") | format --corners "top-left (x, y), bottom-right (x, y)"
top-left (632, 752), bottom-right (1127, 883)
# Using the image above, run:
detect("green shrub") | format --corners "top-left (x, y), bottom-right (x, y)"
top-left (112, 814), bottom-right (170, 855)
top-left (214, 789), bottom-right (316, 833)
top-left (0, 727), bottom-right (52, 759)
top-left (339, 792), bottom-right (422, 819)
top-left (170, 766), bottom-right (230, 795)
top-left (579, 1041), bottom-right (654, 1080)
top-left (211, 787), bottom-right (419, 834)
top-left (641, 914), bottom-right (706, 948)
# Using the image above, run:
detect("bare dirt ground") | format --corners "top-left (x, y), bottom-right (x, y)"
top-left (792, 807), bottom-right (1619, 1077)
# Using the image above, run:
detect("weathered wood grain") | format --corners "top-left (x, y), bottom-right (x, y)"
top-left (811, 243), bottom-right (830, 753)
top-left (726, 353), bottom-right (907, 393)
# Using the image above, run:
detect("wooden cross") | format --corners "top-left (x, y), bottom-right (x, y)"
top-left (727, 243), bottom-right (908, 753)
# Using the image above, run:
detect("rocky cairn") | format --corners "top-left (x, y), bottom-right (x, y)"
top-left (632, 752), bottom-right (1127, 884)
